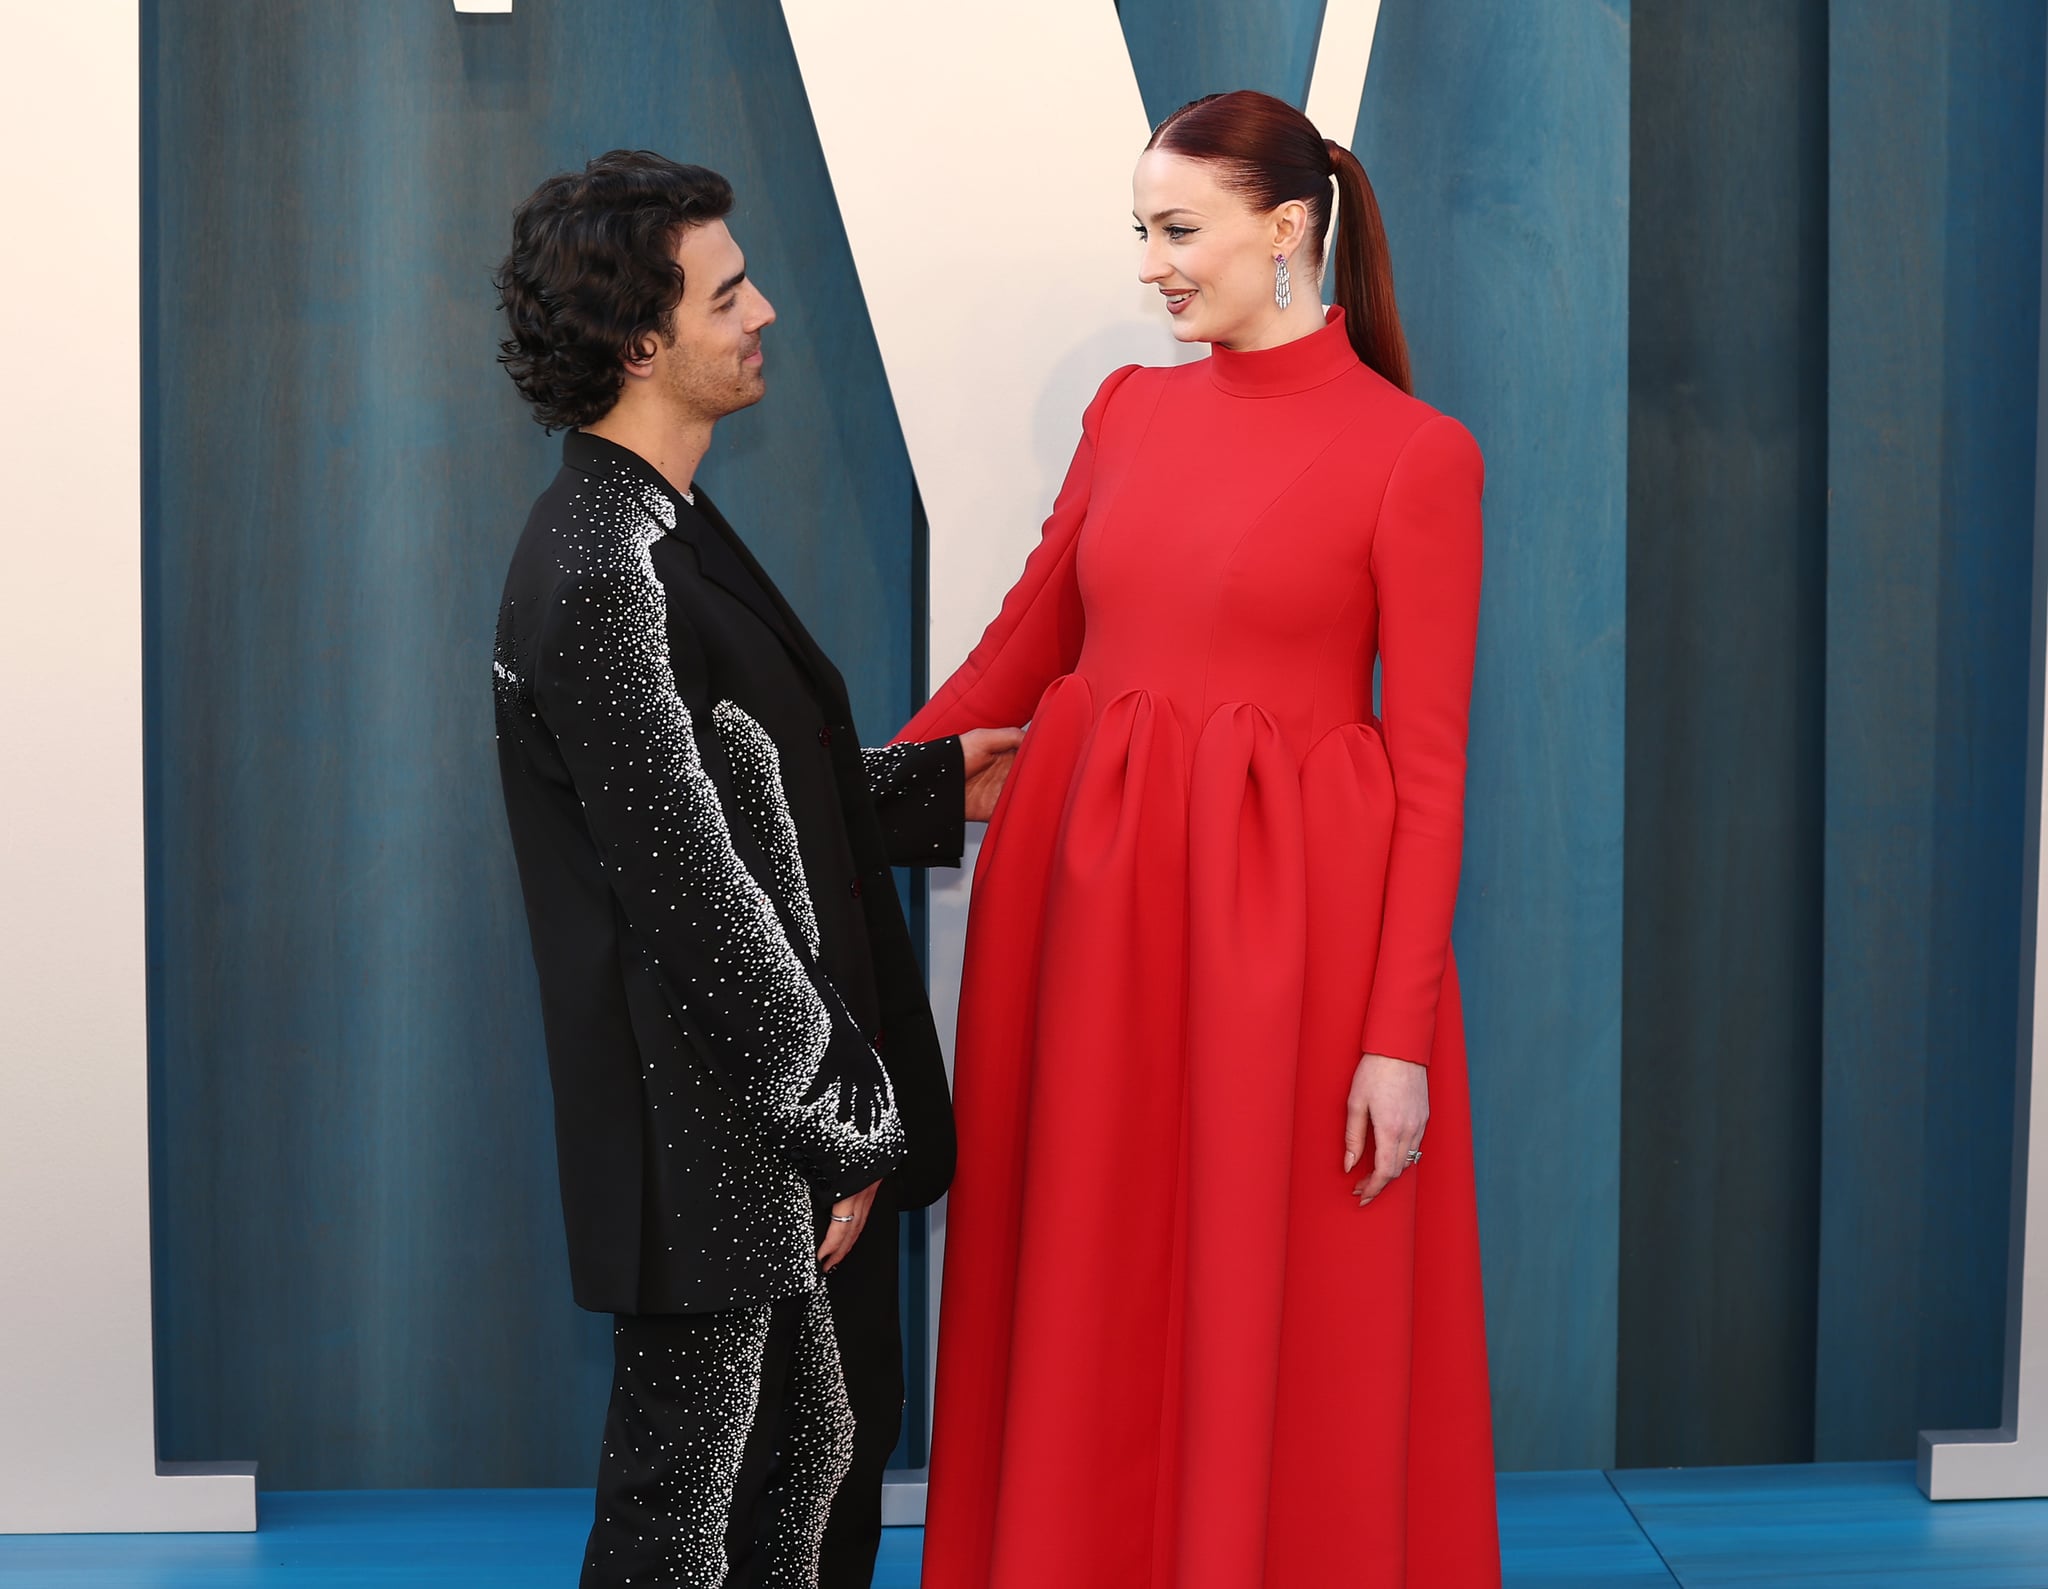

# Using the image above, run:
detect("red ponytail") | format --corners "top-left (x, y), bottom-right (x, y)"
top-left (1149, 91), bottom-right (1412, 394)
top-left (1322, 139), bottom-right (1411, 394)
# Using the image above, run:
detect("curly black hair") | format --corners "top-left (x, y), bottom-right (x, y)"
top-left (494, 151), bottom-right (735, 431)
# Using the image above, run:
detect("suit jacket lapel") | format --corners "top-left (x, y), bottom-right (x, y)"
top-left (679, 489), bottom-right (850, 716)
top-left (560, 429), bottom-right (851, 717)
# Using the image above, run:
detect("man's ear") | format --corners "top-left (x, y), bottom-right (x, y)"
top-left (620, 328), bottom-right (660, 382)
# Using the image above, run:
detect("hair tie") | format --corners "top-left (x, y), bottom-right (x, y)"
top-left (1323, 137), bottom-right (1341, 172)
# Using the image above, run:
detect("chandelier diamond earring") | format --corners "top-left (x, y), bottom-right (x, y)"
top-left (1274, 252), bottom-right (1292, 311)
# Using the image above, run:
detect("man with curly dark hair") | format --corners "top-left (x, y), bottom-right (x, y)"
top-left (490, 151), bottom-right (1019, 1589)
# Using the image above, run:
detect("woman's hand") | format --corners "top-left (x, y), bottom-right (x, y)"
top-left (1345, 1053), bottom-right (1428, 1206)
top-left (961, 728), bottom-right (1026, 822)
top-left (818, 1180), bottom-right (882, 1273)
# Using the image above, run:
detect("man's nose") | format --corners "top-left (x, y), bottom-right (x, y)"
top-left (747, 285), bottom-right (777, 331)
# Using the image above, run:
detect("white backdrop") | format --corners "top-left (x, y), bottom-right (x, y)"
top-left (0, 0), bottom-right (256, 1535)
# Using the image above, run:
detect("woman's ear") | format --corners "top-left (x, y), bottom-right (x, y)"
top-left (1270, 199), bottom-right (1313, 258)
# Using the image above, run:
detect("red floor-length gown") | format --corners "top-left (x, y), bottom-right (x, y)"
top-left (898, 307), bottom-right (1500, 1589)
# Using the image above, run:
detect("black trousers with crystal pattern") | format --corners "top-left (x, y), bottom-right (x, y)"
top-left (580, 1285), bottom-right (853, 1589)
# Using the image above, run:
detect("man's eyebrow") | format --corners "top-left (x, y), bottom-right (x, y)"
top-left (712, 268), bottom-right (747, 300)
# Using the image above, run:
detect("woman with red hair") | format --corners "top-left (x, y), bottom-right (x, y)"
top-left (902, 90), bottom-right (1500, 1587)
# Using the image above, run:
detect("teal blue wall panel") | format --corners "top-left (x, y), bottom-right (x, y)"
top-left (1618, 0), bottom-right (1828, 1468)
top-left (1819, 2), bottom-right (2043, 1460)
top-left (145, 0), bottom-right (918, 1488)
top-left (1118, 0), bottom-right (1323, 129)
top-left (1357, 2), bottom-right (1631, 1471)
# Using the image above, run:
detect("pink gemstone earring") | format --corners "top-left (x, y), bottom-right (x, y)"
top-left (1274, 252), bottom-right (1293, 311)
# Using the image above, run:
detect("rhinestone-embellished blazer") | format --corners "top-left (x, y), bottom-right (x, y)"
top-left (495, 430), bottom-right (962, 1315)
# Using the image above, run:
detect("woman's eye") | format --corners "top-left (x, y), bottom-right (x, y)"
top-left (1132, 224), bottom-right (1147, 238)
top-left (1166, 226), bottom-right (1193, 241)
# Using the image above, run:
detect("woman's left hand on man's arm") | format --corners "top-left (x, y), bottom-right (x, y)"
top-left (961, 727), bottom-right (1026, 822)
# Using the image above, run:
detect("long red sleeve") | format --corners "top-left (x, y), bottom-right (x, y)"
top-left (1360, 415), bottom-right (1485, 1066)
top-left (896, 365), bottom-right (1139, 743)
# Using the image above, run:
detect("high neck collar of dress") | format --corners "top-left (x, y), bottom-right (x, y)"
top-left (1207, 306), bottom-right (1361, 398)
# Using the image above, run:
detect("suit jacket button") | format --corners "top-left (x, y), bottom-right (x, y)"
top-left (818, 726), bottom-right (833, 747)
top-left (849, 876), bottom-right (863, 898)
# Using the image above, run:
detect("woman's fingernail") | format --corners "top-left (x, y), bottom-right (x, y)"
top-left (1343, 1151), bottom-right (1356, 1172)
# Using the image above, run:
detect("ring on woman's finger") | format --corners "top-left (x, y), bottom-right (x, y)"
top-left (1405, 1148), bottom-right (1422, 1165)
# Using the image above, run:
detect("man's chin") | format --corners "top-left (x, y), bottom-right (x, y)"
top-left (720, 375), bottom-right (768, 416)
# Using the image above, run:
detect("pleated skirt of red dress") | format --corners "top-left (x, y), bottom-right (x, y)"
top-left (919, 678), bottom-right (1500, 1589)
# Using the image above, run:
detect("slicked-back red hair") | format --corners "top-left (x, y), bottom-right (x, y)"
top-left (1148, 90), bottom-right (1412, 395)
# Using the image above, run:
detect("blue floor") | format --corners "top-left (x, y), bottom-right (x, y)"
top-left (2, 1463), bottom-right (2045, 1586)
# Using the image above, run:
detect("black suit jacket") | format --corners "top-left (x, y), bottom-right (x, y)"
top-left (494, 430), bottom-right (961, 1314)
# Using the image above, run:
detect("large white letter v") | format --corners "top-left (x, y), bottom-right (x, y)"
top-left (779, 8), bottom-right (1380, 1504)
top-left (782, 0), bottom-right (1379, 677)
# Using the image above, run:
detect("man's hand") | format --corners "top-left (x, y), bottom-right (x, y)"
top-left (961, 728), bottom-right (1026, 823)
top-left (818, 1180), bottom-right (882, 1274)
